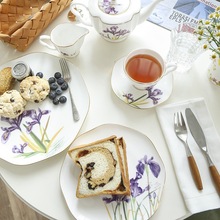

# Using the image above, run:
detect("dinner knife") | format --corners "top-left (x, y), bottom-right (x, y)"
top-left (185, 108), bottom-right (220, 194)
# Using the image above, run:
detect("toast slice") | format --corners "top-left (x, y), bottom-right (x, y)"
top-left (68, 135), bottom-right (130, 198)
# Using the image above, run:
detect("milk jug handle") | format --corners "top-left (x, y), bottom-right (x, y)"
top-left (39, 35), bottom-right (56, 50)
top-left (70, 0), bottom-right (92, 26)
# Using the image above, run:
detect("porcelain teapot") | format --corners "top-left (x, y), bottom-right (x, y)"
top-left (70, 0), bottom-right (163, 42)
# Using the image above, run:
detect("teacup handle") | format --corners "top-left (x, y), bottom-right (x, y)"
top-left (70, 0), bottom-right (92, 26)
top-left (39, 35), bottom-right (56, 50)
top-left (165, 63), bottom-right (177, 75)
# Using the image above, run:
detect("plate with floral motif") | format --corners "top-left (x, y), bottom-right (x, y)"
top-left (60, 124), bottom-right (166, 220)
top-left (0, 52), bottom-right (90, 165)
top-left (111, 57), bottom-right (173, 109)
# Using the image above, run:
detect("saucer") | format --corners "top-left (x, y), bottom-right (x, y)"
top-left (111, 57), bottom-right (173, 109)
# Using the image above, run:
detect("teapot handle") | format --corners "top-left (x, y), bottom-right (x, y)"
top-left (70, 0), bottom-right (92, 27)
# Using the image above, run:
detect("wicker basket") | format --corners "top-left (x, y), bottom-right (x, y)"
top-left (0, 0), bottom-right (71, 51)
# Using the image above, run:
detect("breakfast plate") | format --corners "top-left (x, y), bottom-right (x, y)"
top-left (0, 52), bottom-right (90, 165)
top-left (60, 124), bottom-right (166, 220)
top-left (111, 57), bottom-right (173, 109)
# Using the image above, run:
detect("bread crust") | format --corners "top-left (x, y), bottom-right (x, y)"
top-left (68, 135), bottom-right (130, 198)
top-left (0, 67), bottom-right (15, 95)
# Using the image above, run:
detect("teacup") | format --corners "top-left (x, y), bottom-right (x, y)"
top-left (39, 23), bottom-right (89, 57)
top-left (124, 48), bottom-right (177, 88)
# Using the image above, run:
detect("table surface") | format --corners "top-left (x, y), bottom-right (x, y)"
top-left (0, 8), bottom-right (220, 220)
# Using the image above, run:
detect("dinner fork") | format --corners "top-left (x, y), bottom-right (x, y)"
top-left (174, 112), bottom-right (203, 190)
top-left (59, 58), bottom-right (80, 122)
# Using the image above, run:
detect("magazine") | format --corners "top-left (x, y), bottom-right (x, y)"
top-left (143, 0), bottom-right (220, 30)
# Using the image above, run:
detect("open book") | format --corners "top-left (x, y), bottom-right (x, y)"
top-left (144, 0), bottom-right (220, 30)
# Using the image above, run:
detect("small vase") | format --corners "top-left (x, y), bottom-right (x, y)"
top-left (208, 58), bottom-right (220, 86)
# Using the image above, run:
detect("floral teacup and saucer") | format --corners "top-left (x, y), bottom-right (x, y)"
top-left (111, 48), bottom-right (176, 109)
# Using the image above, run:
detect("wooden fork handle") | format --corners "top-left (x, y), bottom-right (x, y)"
top-left (188, 156), bottom-right (203, 190)
top-left (209, 165), bottom-right (220, 194)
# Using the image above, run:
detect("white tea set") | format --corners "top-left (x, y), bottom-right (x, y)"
top-left (39, 0), bottom-right (177, 109)
top-left (39, 0), bottom-right (163, 56)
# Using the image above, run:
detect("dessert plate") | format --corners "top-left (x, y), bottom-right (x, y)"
top-left (111, 57), bottom-right (173, 109)
top-left (60, 124), bottom-right (166, 220)
top-left (0, 52), bottom-right (90, 165)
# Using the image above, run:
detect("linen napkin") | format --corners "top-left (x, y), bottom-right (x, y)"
top-left (156, 98), bottom-right (220, 215)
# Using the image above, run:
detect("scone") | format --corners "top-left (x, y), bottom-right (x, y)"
top-left (68, 135), bottom-right (130, 198)
top-left (20, 76), bottom-right (50, 103)
top-left (0, 90), bottom-right (27, 118)
top-left (0, 67), bottom-right (15, 95)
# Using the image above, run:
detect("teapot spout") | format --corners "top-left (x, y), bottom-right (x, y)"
top-left (139, 0), bottom-right (163, 24)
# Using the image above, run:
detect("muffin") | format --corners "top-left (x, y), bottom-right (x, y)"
top-left (20, 76), bottom-right (50, 103)
top-left (0, 90), bottom-right (27, 118)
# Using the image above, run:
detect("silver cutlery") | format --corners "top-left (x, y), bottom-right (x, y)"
top-left (185, 108), bottom-right (220, 194)
top-left (174, 111), bottom-right (203, 190)
top-left (59, 58), bottom-right (80, 122)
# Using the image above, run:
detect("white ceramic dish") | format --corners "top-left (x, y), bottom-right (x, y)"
top-left (111, 57), bottom-right (173, 109)
top-left (60, 124), bottom-right (166, 220)
top-left (0, 52), bottom-right (90, 165)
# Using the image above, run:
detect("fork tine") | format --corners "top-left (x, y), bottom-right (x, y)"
top-left (179, 112), bottom-right (186, 128)
top-left (59, 58), bottom-right (71, 81)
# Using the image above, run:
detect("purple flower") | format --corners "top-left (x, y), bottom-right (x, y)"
top-left (140, 155), bottom-right (161, 178)
top-left (102, 195), bottom-right (130, 204)
top-left (12, 142), bottom-right (27, 153)
top-left (123, 93), bottom-right (134, 102)
top-left (25, 108), bottom-right (50, 132)
top-left (103, 26), bottom-right (130, 37)
top-left (148, 158), bottom-right (161, 178)
top-left (136, 161), bottom-right (145, 175)
top-left (1, 110), bottom-right (33, 143)
top-left (146, 86), bottom-right (163, 105)
top-left (102, 0), bottom-right (118, 14)
top-left (130, 178), bottom-right (145, 198)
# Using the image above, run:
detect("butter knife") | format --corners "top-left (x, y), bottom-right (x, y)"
top-left (185, 108), bottom-right (220, 194)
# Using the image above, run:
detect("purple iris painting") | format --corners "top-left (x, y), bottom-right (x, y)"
top-left (123, 86), bottom-right (163, 108)
top-left (0, 108), bottom-right (63, 157)
top-left (103, 155), bottom-right (162, 220)
top-left (102, 26), bottom-right (130, 41)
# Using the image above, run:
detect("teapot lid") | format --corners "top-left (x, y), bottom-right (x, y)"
top-left (89, 0), bottom-right (141, 23)
top-left (99, 0), bottom-right (129, 14)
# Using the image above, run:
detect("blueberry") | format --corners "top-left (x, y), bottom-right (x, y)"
top-left (54, 72), bottom-right (62, 79)
top-left (53, 97), bottom-right (60, 105)
top-left (48, 91), bottom-right (56, 100)
top-left (57, 77), bottom-right (65, 85)
top-left (50, 83), bottom-right (58, 90)
top-left (55, 88), bottom-right (62, 96)
top-left (48, 77), bottom-right (56, 84)
top-left (59, 96), bottom-right (67, 104)
top-left (61, 82), bottom-right (68, 90)
top-left (36, 72), bottom-right (43, 78)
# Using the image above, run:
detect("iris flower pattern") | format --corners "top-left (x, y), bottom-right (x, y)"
top-left (123, 86), bottom-right (163, 108)
top-left (0, 108), bottom-right (63, 157)
top-left (103, 155), bottom-right (162, 220)
top-left (101, 0), bottom-right (118, 14)
top-left (102, 26), bottom-right (130, 41)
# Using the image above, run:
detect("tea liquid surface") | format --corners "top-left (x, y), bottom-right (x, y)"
top-left (126, 54), bottom-right (162, 83)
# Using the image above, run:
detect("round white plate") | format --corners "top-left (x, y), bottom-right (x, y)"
top-left (0, 52), bottom-right (90, 165)
top-left (60, 124), bottom-right (166, 220)
top-left (111, 57), bottom-right (173, 109)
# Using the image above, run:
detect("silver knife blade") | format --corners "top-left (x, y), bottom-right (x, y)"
top-left (185, 108), bottom-right (207, 153)
top-left (185, 108), bottom-right (220, 194)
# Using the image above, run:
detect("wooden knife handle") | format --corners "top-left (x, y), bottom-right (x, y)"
top-left (188, 156), bottom-right (203, 190)
top-left (209, 165), bottom-right (220, 194)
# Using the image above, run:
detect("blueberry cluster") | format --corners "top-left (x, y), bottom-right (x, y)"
top-left (47, 72), bottom-right (68, 105)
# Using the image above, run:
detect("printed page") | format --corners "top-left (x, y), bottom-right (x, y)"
top-left (143, 0), bottom-right (220, 30)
